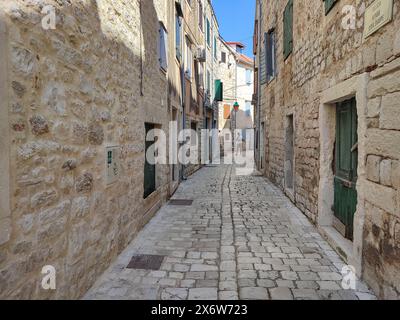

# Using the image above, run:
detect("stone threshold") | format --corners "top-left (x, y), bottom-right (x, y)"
top-left (319, 226), bottom-right (353, 264)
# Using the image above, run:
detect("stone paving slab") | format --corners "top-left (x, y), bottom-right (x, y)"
top-left (84, 165), bottom-right (376, 300)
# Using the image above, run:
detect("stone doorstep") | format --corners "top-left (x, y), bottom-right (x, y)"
top-left (318, 226), bottom-right (353, 266)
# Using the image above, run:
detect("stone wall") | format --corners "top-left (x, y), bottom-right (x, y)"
top-left (0, 0), bottom-right (170, 299)
top-left (257, 0), bottom-right (400, 298)
top-left (363, 58), bottom-right (400, 299)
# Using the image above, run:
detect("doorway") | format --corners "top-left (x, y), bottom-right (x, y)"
top-left (144, 123), bottom-right (156, 199)
top-left (285, 114), bottom-right (294, 193)
top-left (260, 122), bottom-right (265, 170)
top-left (333, 98), bottom-right (358, 240)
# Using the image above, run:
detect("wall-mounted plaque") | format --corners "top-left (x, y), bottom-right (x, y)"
top-left (363, 0), bottom-right (393, 39)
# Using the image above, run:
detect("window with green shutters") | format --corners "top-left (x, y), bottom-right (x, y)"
top-left (324, 0), bottom-right (337, 15)
top-left (214, 80), bottom-right (223, 101)
top-left (283, 0), bottom-right (293, 60)
top-left (214, 36), bottom-right (217, 59)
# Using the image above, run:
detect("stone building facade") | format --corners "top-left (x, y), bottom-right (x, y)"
top-left (0, 0), bottom-right (176, 299)
top-left (254, 0), bottom-right (400, 298)
top-left (218, 39), bottom-right (238, 131)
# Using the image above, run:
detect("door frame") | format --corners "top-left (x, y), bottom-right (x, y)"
top-left (318, 73), bottom-right (368, 277)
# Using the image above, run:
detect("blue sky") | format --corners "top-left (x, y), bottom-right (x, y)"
top-left (212, 0), bottom-right (255, 57)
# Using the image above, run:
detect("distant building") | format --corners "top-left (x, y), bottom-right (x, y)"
top-left (218, 41), bottom-right (254, 142)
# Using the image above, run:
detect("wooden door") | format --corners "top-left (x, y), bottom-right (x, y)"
top-left (334, 98), bottom-right (358, 240)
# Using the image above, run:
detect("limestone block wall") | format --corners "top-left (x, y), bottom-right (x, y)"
top-left (258, 0), bottom-right (400, 298)
top-left (362, 59), bottom-right (400, 299)
top-left (0, 0), bottom-right (170, 299)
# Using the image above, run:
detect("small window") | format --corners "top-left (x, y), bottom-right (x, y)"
top-left (246, 69), bottom-right (252, 85)
top-left (176, 15), bottom-right (182, 61)
top-left (266, 29), bottom-right (276, 81)
top-left (324, 0), bottom-right (337, 15)
top-left (158, 23), bottom-right (168, 72)
top-left (245, 101), bottom-right (251, 116)
top-left (221, 52), bottom-right (226, 63)
top-left (283, 0), bottom-right (293, 60)
top-left (198, 62), bottom-right (204, 88)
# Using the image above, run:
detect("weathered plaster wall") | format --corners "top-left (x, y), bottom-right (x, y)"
top-left (0, 0), bottom-right (170, 299)
top-left (258, 0), bottom-right (400, 298)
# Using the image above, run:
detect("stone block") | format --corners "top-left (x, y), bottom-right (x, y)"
top-left (39, 200), bottom-right (71, 224)
top-left (239, 287), bottom-right (269, 300)
top-left (366, 97), bottom-right (381, 118)
top-left (380, 92), bottom-right (400, 130)
top-left (364, 180), bottom-right (397, 215)
top-left (269, 287), bottom-right (293, 300)
top-left (392, 160), bottom-right (400, 189)
top-left (188, 288), bottom-right (217, 300)
top-left (366, 155), bottom-right (381, 183)
top-left (380, 159), bottom-right (392, 187)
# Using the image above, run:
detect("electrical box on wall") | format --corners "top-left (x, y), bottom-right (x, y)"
top-left (106, 146), bottom-right (120, 185)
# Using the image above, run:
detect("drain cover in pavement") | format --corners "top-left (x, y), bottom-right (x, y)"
top-left (169, 199), bottom-right (193, 206)
top-left (126, 255), bottom-right (165, 270)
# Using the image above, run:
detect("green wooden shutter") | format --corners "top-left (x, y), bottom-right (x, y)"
top-left (324, 0), bottom-right (337, 15)
top-left (214, 80), bottom-right (223, 101)
top-left (283, 0), bottom-right (293, 60)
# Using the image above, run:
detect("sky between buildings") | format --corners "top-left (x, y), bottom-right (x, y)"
top-left (212, 0), bottom-right (256, 57)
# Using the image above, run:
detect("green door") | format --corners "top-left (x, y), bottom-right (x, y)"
top-left (334, 98), bottom-right (358, 240)
top-left (144, 123), bottom-right (156, 199)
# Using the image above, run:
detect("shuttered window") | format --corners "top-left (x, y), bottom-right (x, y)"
top-left (223, 104), bottom-right (231, 119)
top-left (283, 0), bottom-right (293, 60)
top-left (266, 29), bottom-right (276, 81)
top-left (176, 15), bottom-right (182, 61)
top-left (159, 23), bottom-right (168, 72)
top-left (324, 0), bottom-right (337, 15)
top-left (214, 36), bottom-right (217, 59)
top-left (214, 79), bottom-right (223, 101)
top-left (260, 33), bottom-right (267, 85)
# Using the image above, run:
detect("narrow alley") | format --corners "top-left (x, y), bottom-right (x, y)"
top-left (85, 164), bottom-right (375, 300)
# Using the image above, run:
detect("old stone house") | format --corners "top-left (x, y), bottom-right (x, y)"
top-left (218, 41), bottom-right (254, 151)
top-left (0, 0), bottom-right (222, 299)
top-left (218, 38), bottom-right (238, 132)
top-left (254, 0), bottom-right (400, 299)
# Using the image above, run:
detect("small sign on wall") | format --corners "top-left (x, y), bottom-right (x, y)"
top-left (363, 0), bottom-right (393, 39)
top-left (106, 146), bottom-right (120, 185)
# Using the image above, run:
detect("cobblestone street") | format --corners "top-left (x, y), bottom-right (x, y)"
top-left (84, 165), bottom-right (376, 300)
